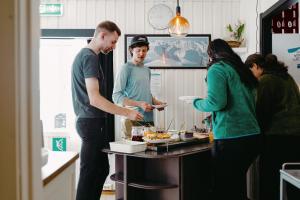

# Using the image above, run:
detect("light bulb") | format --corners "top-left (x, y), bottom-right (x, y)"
top-left (168, 15), bottom-right (190, 38)
top-left (168, 0), bottom-right (190, 37)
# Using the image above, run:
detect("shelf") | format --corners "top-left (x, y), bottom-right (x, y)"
top-left (110, 173), bottom-right (124, 184)
top-left (128, 181), bottom-right (178, 190)
top-left (233, 47), bottom-right (247, 54)
top-left (111, 173), bottom-right (178, 190)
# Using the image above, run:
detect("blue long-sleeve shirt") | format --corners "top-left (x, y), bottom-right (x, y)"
top-left (113, 62), bottom-right (153, 122)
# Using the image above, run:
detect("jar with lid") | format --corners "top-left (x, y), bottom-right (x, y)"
top-left (131, 126), bottom-right (144, 141)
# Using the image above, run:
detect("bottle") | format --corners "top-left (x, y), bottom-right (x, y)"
top-left (208, 131), bottom-right (214, 143)
top-left (131, 126), bottom-right (144, 142)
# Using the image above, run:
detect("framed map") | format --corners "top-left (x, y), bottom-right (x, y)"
top-left (125, 34), bottom-right (211, 69)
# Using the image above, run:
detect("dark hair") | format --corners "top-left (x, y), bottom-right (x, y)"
top-left (245, 53), bottom-right (288, 76)
top-left (129, 43), bottom-right (150, 56)
top-left (245, 53), bottom-right (265, 69)
top-left (207, 39), bottom-right (258, 89)
top-left (264, 54), bottom-right (288, 75)
top-left (94, 21), bottom-right (121, 37)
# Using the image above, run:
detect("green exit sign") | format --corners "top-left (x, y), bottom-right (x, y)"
top-left (52, 137), bottom-right (66, 151)
top-left (40, 4), bottom-right (63, 16)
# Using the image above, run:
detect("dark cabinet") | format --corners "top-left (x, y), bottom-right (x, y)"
top-left (104, 143), bottom-right (211, 200)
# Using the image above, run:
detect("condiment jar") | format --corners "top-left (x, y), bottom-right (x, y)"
top-left (131, 126), bottom-right (144, 142)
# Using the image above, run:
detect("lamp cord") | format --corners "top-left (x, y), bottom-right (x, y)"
top-left (176, 0), bottom-right (181, 15)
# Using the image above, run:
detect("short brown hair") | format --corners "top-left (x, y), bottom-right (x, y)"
top-left (94, 21), bottom-right (121, 37)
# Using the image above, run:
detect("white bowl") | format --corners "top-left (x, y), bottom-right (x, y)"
top-left (109, 140), bottom-right (147, 153)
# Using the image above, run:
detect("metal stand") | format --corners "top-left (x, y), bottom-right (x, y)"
top-left (280, 163), bottom-right (300, 200)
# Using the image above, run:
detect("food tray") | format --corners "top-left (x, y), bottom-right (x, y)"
top-left (109, 140), bottom-right (147, 153)
top-left (143, 137), bottom-right (174, 144)
top-left (147, 138), bottom-right (209, 152)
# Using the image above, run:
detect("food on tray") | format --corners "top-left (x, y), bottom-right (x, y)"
top-left (184, 131), bottom-right (194, 138)
top-left (152, 104), bottom-right (168, 109)
top-left (179, 130), bottom-right (194, 140)
top-left (144, 131), bottom-right (157, 139)
top-left (144, 130), bottom-right (171, 140)
top-left (131, 135), bottom-right (144, 142)
top-left (156, 132), bottom-right (171, 139)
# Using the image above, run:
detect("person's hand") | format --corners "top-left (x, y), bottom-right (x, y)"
top-left (126, 109), bottom-right (144, 121)
top-left (139, 101), bottom-right (153, 112)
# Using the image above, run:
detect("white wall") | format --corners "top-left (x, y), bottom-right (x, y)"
top-left (239, 0), bottom-right (282, 57)
top-left (40, 0), bottom-right (242, 137)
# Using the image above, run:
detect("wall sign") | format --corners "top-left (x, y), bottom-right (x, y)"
top-left (273, 34), bottom-right (300, 86)
top-left (40, 4), bottom-right (64, 16)
top-left (54, 113), bottom-right (66, 128)
top-left (150, 72), bottom-right (162, 97)
top-left (52, 137), bottom-right (66, 151)
top-left (272, 2), bottom-right (298, 33)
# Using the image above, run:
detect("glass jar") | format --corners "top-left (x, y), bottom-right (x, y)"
top-left (131, 126), bottom-right (144, 141)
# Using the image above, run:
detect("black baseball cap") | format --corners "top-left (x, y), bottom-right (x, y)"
top-left (129, 35), bottom-right (149, 47)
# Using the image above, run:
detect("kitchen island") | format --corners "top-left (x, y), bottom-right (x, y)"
top-left (103, 143), bottom-right (212, 200)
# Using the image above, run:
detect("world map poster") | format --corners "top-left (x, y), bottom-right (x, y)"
top-left (125, 34), bottom-right (211, 69)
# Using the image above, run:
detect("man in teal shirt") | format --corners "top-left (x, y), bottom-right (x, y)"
top-left (113, 35), bottom-right (165, 136)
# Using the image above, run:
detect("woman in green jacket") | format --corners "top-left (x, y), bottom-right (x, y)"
top-left (245, 53), bottom-right (300, 200)
top-left (193, 39), bottom-right (261, 200)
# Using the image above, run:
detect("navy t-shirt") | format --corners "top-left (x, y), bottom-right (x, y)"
top-left (71, 48), bottom-right (106, 118)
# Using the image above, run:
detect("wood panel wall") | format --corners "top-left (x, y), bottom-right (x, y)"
top-left (40, 0), bottom-right (240, 138)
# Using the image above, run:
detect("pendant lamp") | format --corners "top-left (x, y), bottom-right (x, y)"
top-left (168, 0), bottom-right (190, 38)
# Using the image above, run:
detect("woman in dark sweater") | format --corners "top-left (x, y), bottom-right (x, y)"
top-left (245, 53), bottom-right (300, 200)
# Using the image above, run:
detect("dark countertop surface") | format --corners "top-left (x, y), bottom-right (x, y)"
top-left (103, 142), bottom-right (212, 158)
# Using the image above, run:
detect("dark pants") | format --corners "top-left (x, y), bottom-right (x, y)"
top-left (259, 135), bottom-right (300, 200)
top-left (75, 118), bottom-right (109, 200)
top-left (210, 134), bottom-right (261, 200)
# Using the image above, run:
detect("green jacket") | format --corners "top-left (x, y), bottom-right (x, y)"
top-left (193, 61), bottom-right (260, 140)
top-left (256, 72), bottom-right (300, 135)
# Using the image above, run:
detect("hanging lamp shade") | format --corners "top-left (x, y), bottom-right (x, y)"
top-left (168, 0), bottom-right (190, 38)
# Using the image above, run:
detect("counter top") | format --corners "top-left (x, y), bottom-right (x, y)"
top-left (42, 151), bottom-right (79, 186)
top-left (103, 143), bottom-right (211, 158)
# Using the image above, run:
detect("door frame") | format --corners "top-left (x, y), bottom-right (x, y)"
top-left (0, 0), bottom-right (43, 199)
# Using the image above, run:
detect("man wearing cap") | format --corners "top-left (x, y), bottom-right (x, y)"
top-left (113, 35), bottom-right (166, 136)
top-left (71, 21), bottom-right (143, 200)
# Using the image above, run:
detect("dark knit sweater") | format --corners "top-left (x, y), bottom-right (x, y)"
top-left (256, 72), bottom-right (300, 135)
